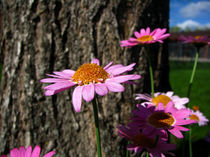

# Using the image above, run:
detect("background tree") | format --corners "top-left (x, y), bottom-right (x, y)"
top-left (0, 0), bottom-right (170, 156)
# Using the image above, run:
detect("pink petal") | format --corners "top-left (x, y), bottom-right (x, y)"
top-left (158, 34), bottom-right (170, 40)
top-left (82, 83), bottom-right (95, 102)
top-left (72, 86), bottom-right (83, 112)
top-left (31, 146), bottom-right (41, 157)
top-left (44, 82), bottom-right (75, 90)
top-left (175, 119), bottom-right (196, 125)
top-left (25, 146), bottom-right (32, 157)
top-left (40, 78), bottom-right (69, 83)
top-left (134, 31), bottom-right (141, 38)
top-left (10, 149), bottom-right (20, 157)
top-left (91, 58), bottom-right (100, 65)
top-left (95, 83), bottom-right (108, 96)
top-left (19, 147), bottom-right (26, 157)
top-left (169, 128), bottom-right (183, 138)
top-left (145, 27), bottom-right (150, 35)
top-left (43, 151), bottom-right (55, 157)
top-left (175, 125), bottom-right (189, 131)
top-left (156, 103), bottom-right (164, 111)
top-left (53, 71), bottom-right (72, 79)
top-left (103, 61), bottom-right (113, 70)
top-left (135, 93), bottom-right (152, 101)
top-left (140, 28), bottom-right (146, 35)
top-left (105, 82), bottom-right (125, 92)
top-left (107, 75), bottom-right (141, 83)
top-left (62, 69), bottom-right (75, 76)
top-left (108, 63), bottom-right (136, 75)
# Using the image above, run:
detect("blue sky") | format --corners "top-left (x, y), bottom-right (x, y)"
top-left (170, 0), bottom-right (210, 30)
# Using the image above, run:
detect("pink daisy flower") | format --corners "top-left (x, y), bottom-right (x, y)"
top-left (41, 58), bottom-right (141, 112)
top-left (136, 91), bottom-right (189, 109)
top-left (189, 109), bottom-right (209, 126)
top-left (120, 27), bottom-right (170, 47)
top-left (118, 125), bottom-right (176, 156)
top-left (129, 102), bottom-right (196, 138)
top-left (180, 35), bottom-right (210, 48)
top-left (2, 145), bottom-right (55, 157)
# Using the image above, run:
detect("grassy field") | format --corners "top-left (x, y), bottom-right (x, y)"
top-left (169, 60), bottom-right (210, 156)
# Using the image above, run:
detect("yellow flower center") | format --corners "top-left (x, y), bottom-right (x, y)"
top-left (131, 133), bottom-right (154, 148)
top-left (147, 112), bottom-right (175, 129)
top-left (72, 63), bottom-right (109, 85)
top-left (152, 95), bottom-right (172, 107)
top-left (136, 35), bottom-right (154, 43)
top-left (194, 36), bottom-right (202, 40)
top-left (192, 105), bottom-right (199, 111)
top-left (189, 114), bottom-right (199, 121)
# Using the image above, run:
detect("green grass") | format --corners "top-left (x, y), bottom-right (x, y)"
top-left (169, 61), bottom-right (210, 156)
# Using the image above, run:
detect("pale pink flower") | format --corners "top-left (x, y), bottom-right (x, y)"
top-left (2, 145), bottom-right (55, 157)
top-left (189, 109), bottom-right (209, 126)
top-left (120, 27), bottom-right (170, 47)
top-left (118, 125), bottom-right (176, 156)
top-left (129, 102), bottom-right (196, 138)
top-left (41, 58), bottom-right (141, 112)
top-left (135, 91), bottom-right (189, 109)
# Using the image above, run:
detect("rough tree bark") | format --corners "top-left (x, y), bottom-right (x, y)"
top-left (0, 0), bottom-right (170, 156)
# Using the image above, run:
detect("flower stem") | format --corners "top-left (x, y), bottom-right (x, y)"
top-left (187, 50), bottom-right (199, 98)
top-left (187, 49), bottom-right (199, 157)
top-left (92, 97), bottom-right (102, 157)
top-left (145, 47), bottom-right (154, 98)
top-left (126, 141), bottom-right (129, 157)
top-left (189, 126), bottom-right (192, 157)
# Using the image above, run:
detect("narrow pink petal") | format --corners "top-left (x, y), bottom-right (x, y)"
top-left (25, 146), bottom-right (32, 157)
top-left (175, 125), bottom-right (189, 131)
top-left (105, 82), bottom-right (124, 92)
top-left (105, 64), bottom-right (124, 72)
top-left (44, 82), bottom-right (75, 90)
top-left (108, 63), bottom-right (136, 75)
top-left (31, 146), bottom-right (41, 157)
top-left (53, 72), bottom-right (71, 79)
top-left (95, 83), bottom-right (108, 96)
top-left (107, 75), bottom-right (141, 83)
top-left (103, 61), bottom-right (113, 70)
top-left (134, 31), bottom-right (141, 38)
top-left (140, 28), bottom-right (146, 35)
top-left (91, 58), bottom-right (100, 65)
top-left (129, 37), bottom-right (137, 41)
top-left (82, 83), bottom-right (95, 102)
top-left (45, 90), bottom-right (56, 96)
top-left (72, 86), bottom-right (83, 112)
top-left (158, 34), bottom-right (170, 40)
top-left (10, 148), bottom-right (20, 157)
top-left (135, 93), bottom-right (152, 101)
top-left (62, 69), bottom-right (75, 76)
top-left (169, 128), bottom-right (183, 138)
top-left (175, 119), bottom-right (196, 125)
top-left (40, 78), bottom-right (69, 83)
top-left (19, 147), bottom-right (26, 157)
top-left (43, 151), bottom-right (55, 157)
top-left (173, 109), bottom-right (192, 119)
top-left (145, 27), bottom-right (150, 35)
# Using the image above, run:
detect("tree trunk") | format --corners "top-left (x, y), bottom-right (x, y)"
top-left (0, 0), bottom-right (170, 156)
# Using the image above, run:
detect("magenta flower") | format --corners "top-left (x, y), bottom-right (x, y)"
top-left (118, 125), bottom-right (176, 156)
top-left (41, 58), bottom-right (141, 112)
top-left (136, 91), bottom-right (189, 109)
top-left (180, 35), bottom-right (210, 48)
top-left (120, 27), bottom-right (170, 47)
top-left (2, 145), bottom-right (55, 157)
top-left (129, 102), bottom-right (196, 138)
top-left (188, 109), bottom-right (209, 126)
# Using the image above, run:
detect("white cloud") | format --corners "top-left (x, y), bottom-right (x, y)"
top-left (177, 20), bottom-right (210, 30)
top-left (180, 1), bottom-right (210, 18)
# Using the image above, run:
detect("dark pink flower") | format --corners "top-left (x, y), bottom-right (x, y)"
top-left (118, 125), bottom-right (175, 156)
top-left (129, 102), bottom-right (197, 138)
top-left (180, 35), bottom-right (210, 48)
